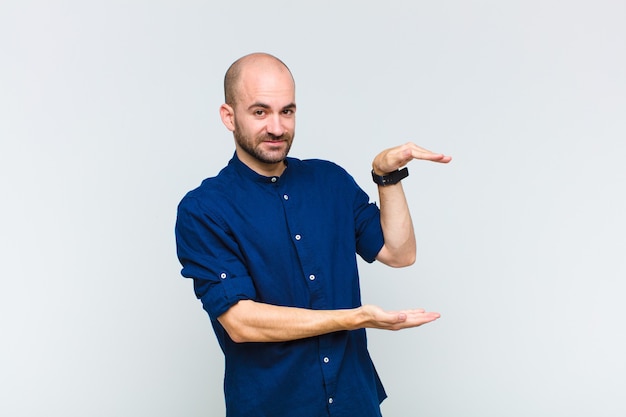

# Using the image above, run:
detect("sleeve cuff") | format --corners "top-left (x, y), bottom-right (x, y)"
top-left (199, 274), bottom-right (257, 320)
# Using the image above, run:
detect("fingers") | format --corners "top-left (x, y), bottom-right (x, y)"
top-left (360, 304), bottom-right (440, 331)
top-left (372, 308), bottom-right (440, 330)
top-left (373, 142), bottom-right (451, 174)
top-left (400, 309), bottom-right (440, 328)
top-left (405, 143), bottom-right (451, 163)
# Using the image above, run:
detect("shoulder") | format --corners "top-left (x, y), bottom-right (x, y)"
top-left (285, 157), bottom-right (364, 198)
top-left (177, 166), bottom-right (235, 215)
top-left (290, 157), bottom-right (352, 179)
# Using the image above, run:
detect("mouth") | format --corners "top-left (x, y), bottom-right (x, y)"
top-left (263, 139), bottom-right (286, 146)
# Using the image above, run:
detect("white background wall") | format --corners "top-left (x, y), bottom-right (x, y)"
top-left (1, 1), bottom-right (625, 416)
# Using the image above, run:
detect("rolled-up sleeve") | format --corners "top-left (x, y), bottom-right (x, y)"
top-left (175, 196), bottom-right (257, 320)
top-left (351, 179), bottom-right (384, 264)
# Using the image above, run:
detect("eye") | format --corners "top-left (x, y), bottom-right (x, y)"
top-left (254, 109), bottom-right (265, 116)
top-left (282, 109), bottom-right (295, 115)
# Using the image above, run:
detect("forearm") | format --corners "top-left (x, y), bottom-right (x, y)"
top-left (218, 300), bottom-right (440, 343)
top-left (371, 141), bottom-right (450, 267)
top-left (218, 300), bottom-right (360, 343)
top-left (375, 177), bottom-right (416, 267)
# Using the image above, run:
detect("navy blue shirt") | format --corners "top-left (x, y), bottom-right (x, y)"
top-left (175, 153), bottom-right (387, 417)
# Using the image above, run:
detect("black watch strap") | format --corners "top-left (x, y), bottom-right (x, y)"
top-left (371, 167), bottom-right (409, 186)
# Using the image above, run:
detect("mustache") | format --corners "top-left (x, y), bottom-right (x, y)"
top-left (261, 132), bottom-right (290, 141)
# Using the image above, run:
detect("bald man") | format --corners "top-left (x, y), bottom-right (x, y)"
top-left (175, 53), bottom-right (451, 417)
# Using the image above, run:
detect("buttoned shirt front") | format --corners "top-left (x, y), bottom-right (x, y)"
top-left (175, 153), bottom-right (387, 417)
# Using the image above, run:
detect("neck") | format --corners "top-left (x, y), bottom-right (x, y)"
top-left (235, 148), bottom-right (287, 177)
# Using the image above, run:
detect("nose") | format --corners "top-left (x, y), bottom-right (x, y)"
top-left (266, 114), bottom-right (285, 137)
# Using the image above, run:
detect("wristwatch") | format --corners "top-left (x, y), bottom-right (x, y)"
top-left (371, 167), bottom-right (409, 186)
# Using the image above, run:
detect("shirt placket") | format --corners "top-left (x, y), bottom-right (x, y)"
top-left (277, 180), bottom-right (338, 411)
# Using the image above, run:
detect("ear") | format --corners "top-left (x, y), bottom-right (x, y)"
top-left (220, 104), bottom-right (235, 132)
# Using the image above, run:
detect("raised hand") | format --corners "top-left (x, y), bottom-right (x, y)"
top-left (372, 142), bottom-right (452, 175)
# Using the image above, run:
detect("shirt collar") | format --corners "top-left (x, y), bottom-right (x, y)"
top-left (228, 152), bottom-right (290, 184)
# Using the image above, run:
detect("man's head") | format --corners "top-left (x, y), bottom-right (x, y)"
top-left (220, 53), bottom-right (296, 175)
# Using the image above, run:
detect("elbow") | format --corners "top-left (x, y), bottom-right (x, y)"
top-left (226, 330), bottom-right (250, 344)
top-left (377, 252), bottom-right (416, 268)
top-left (402, 252), bottom-right (417, 267)
top-left (377, 244), bottom-right (416, 268)
top-left (406, 249), bottom-right (417, 266)
top-left (395, 245), bottom-right (417, 267)
top-left (217, 302), bottom-right (257, 343)
top-left (220, 320), bottom-right (255, 343)
top-left (390, 252), bottom-right (416, 268)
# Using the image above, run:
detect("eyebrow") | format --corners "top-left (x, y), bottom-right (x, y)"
top-left (247, 102), bottom-right (297, 111)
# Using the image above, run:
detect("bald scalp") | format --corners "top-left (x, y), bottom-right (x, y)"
top-left (224, 53), bottom-right (294, 107)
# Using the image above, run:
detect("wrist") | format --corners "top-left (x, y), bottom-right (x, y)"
top-left (349, 306), bottom-right (370, 330)
top-left (371, 167), bottom-right (409, 186)
top-left (335, 307), bottom-right (364, 331)
top-left (371, 166), bottom-right (388, 176)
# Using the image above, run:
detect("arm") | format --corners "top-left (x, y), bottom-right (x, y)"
top-left (218, 299), bottom-right (440, 343)
top-left (372, 142), bottom-right (451, 267)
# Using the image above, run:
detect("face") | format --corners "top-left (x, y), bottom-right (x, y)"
top-left (221, 62), bottom-right (296, 175)
top-left (232, 106), bottom-right (295, 166)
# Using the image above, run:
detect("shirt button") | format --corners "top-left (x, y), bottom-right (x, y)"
top-left (309, 274), bottom-right (316, 281)
top-left (271, 177), bottom-right (277, 183)
top-left (328, 398), bottom-right (334, 404)
top-left (283, 194), bottom-right (289, 200)
top-left (295, 234), bottom-right (301, 240)
top-left (220, 273), bottom-right (227, 279)
top-left (323, 356), bottom-right (330, 363)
